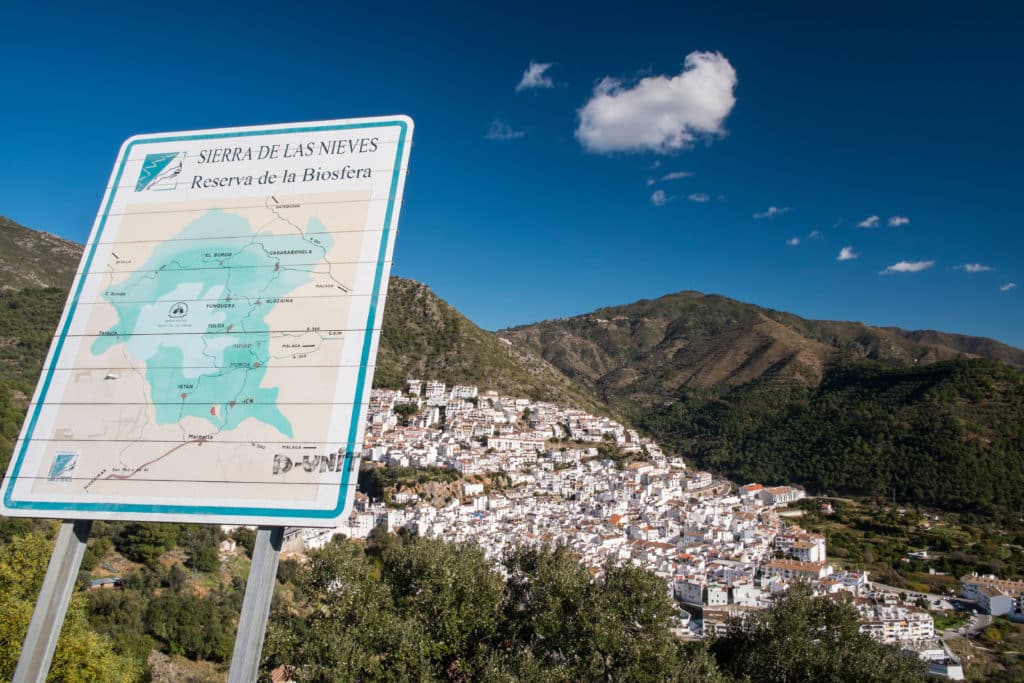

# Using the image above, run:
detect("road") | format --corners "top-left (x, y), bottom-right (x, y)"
top-left (869, 581), bottom-right (957, 611)
top-left (962, 613), bottom-right (993, 638)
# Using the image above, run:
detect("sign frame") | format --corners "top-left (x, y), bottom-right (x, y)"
top-left (1, 115), bottom-right (413, 526)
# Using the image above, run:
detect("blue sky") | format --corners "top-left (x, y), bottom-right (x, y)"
top-left (2, 1), bottom-right (1021, 347)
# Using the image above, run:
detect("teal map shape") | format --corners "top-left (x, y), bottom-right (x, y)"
top-left (92, 209), bottom-right (336, 438)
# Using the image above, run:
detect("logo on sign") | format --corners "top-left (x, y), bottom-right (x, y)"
top-left (47, 452), bottom-right (79, 482)
top-left (136, 152), bottom-right (185, 191)
top-left (168, 302), bottom-right (189, 318)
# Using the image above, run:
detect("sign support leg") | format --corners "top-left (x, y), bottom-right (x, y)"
top-left (228, 525), bottom-right (283, 683)
top-left (12, 519), bottom-right (93, 683)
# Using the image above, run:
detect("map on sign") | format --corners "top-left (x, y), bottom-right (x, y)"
top-left (1, 117), bottom-right (413, 526)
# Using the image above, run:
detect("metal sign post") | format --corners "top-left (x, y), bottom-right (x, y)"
top-left (228, 526), bottom-right (284, 683)
top-left (12, 520), bottom-right (92, 683)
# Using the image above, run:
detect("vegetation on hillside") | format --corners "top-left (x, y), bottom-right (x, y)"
top-left (358, 465), bottom-right (462, 502)
top-left (0, 287), bottom-right (66, 475)
top-left (642, 358), bottom-right (1024, 520)
top-left (0, 287), bottom-right (64, 386)
top-left (0, 530), bottom-right (144, 682)
top-left (790, 497), bottom-right (1024, 592)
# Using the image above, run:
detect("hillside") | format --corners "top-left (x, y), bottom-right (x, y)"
top-left (502, 290), bottom-right (1024, 412)
top-left (375, 278), bottom-right (605, 412)
top-left (503, 291), bottom-right (1024, 518)
top-left (0, 216), bottom-right (80, 290)
top-left (642, 358), bottom-right (1024, 517)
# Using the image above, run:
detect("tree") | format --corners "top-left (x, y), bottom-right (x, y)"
top-left (276, 558), bottom-right (301, 584)
top-left (233, 526), bottom-right (257, 558)
top-left (394, 402), bottom-right (419, 426)
top-left (270, 540), bottom-right (433, 681)
top-left (981, 625), bottom-right (1003, 645)
top-left (0, 532), bottom-right (144, 682)
top-left (145, 592), bottom-right (235, 661)
top-left (499, 546), bottom-right (692, 680)
top-left (383, 537), bottom-right (503, 678)
top-left (117, 523), bottom-right (180, 567)
top-left (710, 582), bottom-right (927, 682)
top-left (181, 524), bottom-right (222, 572)
top-left (365, 522), bottom-right (401, 560)
top-left (165, 562), bottom-right (188, 592)
top-left (86, 588), bottom-right (156, 664)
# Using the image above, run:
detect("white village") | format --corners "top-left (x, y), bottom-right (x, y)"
top-left (268, 378), bottom-right (976, 680)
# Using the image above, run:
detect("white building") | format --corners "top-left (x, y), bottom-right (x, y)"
top-left (759, 486), bottom-right (805, 506)
top-left (763, 559), bottom-right (833, 582)
top-left (450, 385), bottom-right (479, 399)
top-left (961, 574), bottom-right (1024, 616)
top-left (857, 601), bottom-right (934, 644)
top-left (424, 381), bottom-right (447, 400)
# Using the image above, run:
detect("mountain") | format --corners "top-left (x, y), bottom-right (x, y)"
top-left (503, 291), bottom-right (1024, 518)
top-left (501, 290), bottom-right (1024, 413)
top-left (0, 216), bottom-right (80, 290)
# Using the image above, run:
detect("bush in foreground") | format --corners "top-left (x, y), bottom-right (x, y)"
top-left (264, 536), bottom-right (924, 682)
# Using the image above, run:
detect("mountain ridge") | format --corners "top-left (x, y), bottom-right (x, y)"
top-left (502, 289), bottom-right (1024, 413)
top-left (0, 216), bottom-right (80, 291)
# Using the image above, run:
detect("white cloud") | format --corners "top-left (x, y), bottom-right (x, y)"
top-left (881, 260), bottom-right (935, 274)
top-left (786, 237), bottom-right (800, 246)
top-left (1001, 282), bottom-right (1017, 292)
top-left (950, 264), bottom-right (991, 274)
top-left (857, 215), bottom-right (880, 228)
top-left (807, 230), bottom-right (823, 239)
top-left (837, 246), bottom-right (858, 261)
top-left (888, 215), bottom-right (910, 227)
top-left (516, 62), bottom-right (554, 92)
top-left (651, 190), bottom-right (669, 206)
top-left (646, 170), bottom-right (694, 187)
top-left (576, 51), bottom-right (737, 153)
top-left (485, 119), bottom-right (525, 141)
top-left (688, 193), bottom-right (710, 203)
top-left (753, 206), bottom-right (790, 219)
top-left (955, 263), bottom-right (995, 273)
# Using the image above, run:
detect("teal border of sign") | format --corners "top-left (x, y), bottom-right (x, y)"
top-left (3, 119), bottom-right (408, 520)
